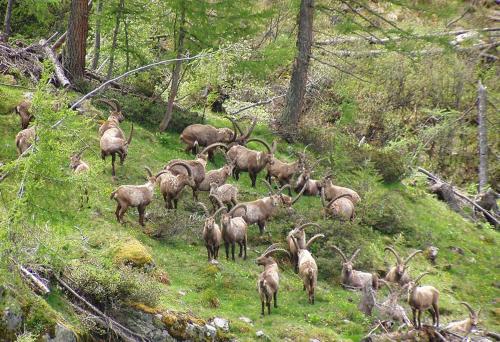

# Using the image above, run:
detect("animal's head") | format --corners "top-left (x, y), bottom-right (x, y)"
top-left (405, 272), bottom-right (431, 294)
top-left (144, 167), bottom-right (157, 184)
top-left (209, 182), bottom-right (219, 192)
top-left (263, 181), bottom-right (305, 208)
top-left (461, 302), bottom-right (480, 329)
top-left (332, 246), bottom-right (360, 275)
top-left (426, 246), bottom-right (439, 262)
top-left (97, 98), bottom-right (124, 122)
top-left (222, 159), bottom-right (235, 175)
top-left (246, 138), bottom-right (276, 162)
top-left (385, 247), bottom-right (423, 279)
top-left (198, 203), bottom-right (224, 232)
top-left (69, 151), bottom-right (84, 170)
top-left (218, 127), bottom-right (236, 143)
top-left (256, 243), bottom-right (290, 267)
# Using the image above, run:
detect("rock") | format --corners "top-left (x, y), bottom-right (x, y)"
top-left (211, 317), bottom-right (229, 332)
top-left (42, 323), bottom-right (76, 342)
top-left (209, 259), bottom-right (220, 265)
top-left (310, 339), bottom-right (321, 342)
top-left (239, 316), bottom-right (252, 324)
top-left (204, 324), bottom-right (217, 339)
top-left (256, 330), bottom-right (265, 337)
top-left (2, 308), bottom-right (22, 332)
top-left (449, 246), bottom-right (464, 255)
top-left (178, 290), bottom-right (186, 296)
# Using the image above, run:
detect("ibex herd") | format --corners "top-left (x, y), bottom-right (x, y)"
top-left (9, 96), bottom-right (482, 333)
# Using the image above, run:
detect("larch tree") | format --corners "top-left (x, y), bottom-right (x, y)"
top-left (91, 0), bottom-right (104, 70)
top-left (3, 0), bottom-right (15, 40)
top-left (63, 0), bottom-right (90, 83)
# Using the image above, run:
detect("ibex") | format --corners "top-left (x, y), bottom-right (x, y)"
top-left (444, 302), bottom-right (480, 335)
top-left (165, 143), bottom-right (228, 200)
top-left (96, 99), bottom-right (125, 136)
top-left (198, 202), bottom-right (224, 262)
top-left (406, 272), bottom-right (439, 329)
top-left (157, 162), bottom-right (195, 209)
top-left (256, 243), bottom-right (290, 316)
top-left (69, 150), bottom-right (90, 174)
top-left (321, 190), bottom-right (355, 221)
top-left (331, 245), bottom-right (378, 290)
top-left (110, 167), bottom-right (160, 226)
top-left (293, 158), bottom-right (325, 196)
top-left (228, 181), bottom-right (305, 234)
top-left (15, 98), bottom-right (33, 129)
top-left (197, 158), bottom-right (235, 192)
top-left (286, 223), bottom-right (323, 273)
top-left (319, 174), bottom-right (360, 204)
top-left (180, 116), bottom-right (256, 159)
top-left (100, 123), bottom-right (133, 176)
top-left (209, 183), bottom-right (238, 210)
top-left (15, 126), bottom-right (36, 155)
top-left (220, 204), bottom-right (248, 261)
top-left (384, 247), bottom-right (423, 286)
top-left (265, 154), bottom-right (305, 196)
top-left (226, 138), bottom-right (276, 187)
top-left (290, 233), bottom-right (324, 304)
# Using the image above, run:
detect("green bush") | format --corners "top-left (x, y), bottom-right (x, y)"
top-left (368, 142), bottom-right (412, 183)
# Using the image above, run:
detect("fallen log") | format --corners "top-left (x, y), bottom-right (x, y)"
top-left (39, 39), bottom-right (70, 88)
top-left (19, 265), bottom-right (50, 295)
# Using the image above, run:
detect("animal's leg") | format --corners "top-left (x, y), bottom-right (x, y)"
top-left (231, 243), bottom-right (235, 261)
top-left (249, 172), bottom-right (256, 188)
top-left (118, 205), bottom-right (127, 223)
top-left (432, 303), bottom-right (439, 328)
top-left (238, 242), bottom-right (243, 257)
top-left (274, 290), bottom-right (278, 308)
top-left (119, 150), bottom-right (125, 165)
top-left (225, 242), bottom-right (229, 260)
top-left (111, 153), bottom-right (116, 176)
top-left (138, 205), bottom-right (146, 226)
top-left (417, 310), bottom-right (421, 329)
top-left (261, 301), bottom-right (265, 316)
top-left (243, 237), bottom-right (247, 260)
top-left (173, 198), bottom-right (178, 209)
top-left (267, 301), bottom-right (271, 315)
top-left (206, 245), bottom-right (211, 261)
top-left (412, 308), bottom-right (417, 329)
top-left (234, 169), bottom-right (240, 180)
top-left (214, 246), bottom-right (219, 260)
top-left (257, 221), bottom-right (265, 235)
top-left (115, 204), bottom-right (121, 222)
top-left (428, 309), bottom-right (435, 326)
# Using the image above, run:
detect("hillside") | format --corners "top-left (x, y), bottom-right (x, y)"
top-left (0, 80), bottom-right (498, 341)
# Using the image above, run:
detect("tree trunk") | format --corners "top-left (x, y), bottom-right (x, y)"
top-left (63, 0), bottom-right (89, 83)
top-left (124, 16), bottom-right (129, 71)
top-left (91, 0), bottom-right (103, 70)
top-left (159, 6), bottom-right (186, 132)
top-left (3, 0), bottom-right (14, 39)
top-left (477, 80), bottom-right (488, 193)
top-left (107, 0), bottom-right (124, 79)
top-left (279, 0), bottom-right (314, 141)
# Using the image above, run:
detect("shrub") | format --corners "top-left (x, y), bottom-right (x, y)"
top-left (368, 142), bottom-right (412, 183)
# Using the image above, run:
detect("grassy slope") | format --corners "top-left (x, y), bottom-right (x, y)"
top-left (0, 84), bottom-right (498, 341)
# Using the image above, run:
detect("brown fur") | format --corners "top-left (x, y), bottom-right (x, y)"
top-left (332, 246), bottom-right (379, 290)
top-left (15, 99), bottom-right (33, 129)
top-left (158, 162), bottom-right (195, 209)
top-left (15, 127), bottom-right (36, 155)
top-left (220, 204), bottom-right (248, 261)
top-left (406, 272), bottom-right (440, 329)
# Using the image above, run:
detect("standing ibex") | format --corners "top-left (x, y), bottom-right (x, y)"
top-left (15, 98), bottom-right (33, 129)
top-left (331, 246), bottom-right (378, 290)
top-left (226, 138), bottom-right (276, 187)
top-left (220, 204), bottom-right (248, 261)
top-left (166, 143), bottom-right (228, 200)
top-left (265, 149), bottom-right (306, 195)
top-left (321, 191), bottom-right (355, 221)
top-left (384, 247), bottom-right (423, 286)
top-left (290, 233), bottom-right (324, 304)
top-left (110, 167), bottom-right (159, 226)
top-left (180, 116), bottom-right (256, 159)
top-left (15, 126), bottom-right (36, 155)
top-left (198, 202), bottom-right (224, 262)
top-left (406, 272), bottom-right (439, 329)
top-left (197, 159), bottom-right (235, 192)
top-left (256, 243), bottom-right (290, 316)
top-left (319, 175), bottom-right (361, 204)
top-left (444, 302), bottom-right (480, 335)
top-left (286, 223), bottom-right (323, 273)
top-left (100, 123), bottom-right (133, 176)
top-left (96, 99), bottom-right (125, 136)
top-left (228, 182), bottom-right (305, 234)
top-left (157, 162), bottom-right (195, 209)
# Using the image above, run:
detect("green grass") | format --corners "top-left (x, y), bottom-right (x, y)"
top-left (0, 84), bottom-right (498, 341)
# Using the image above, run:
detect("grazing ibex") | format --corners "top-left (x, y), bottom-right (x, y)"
top-left (166, 143), bottom-right (228, 200)
top-left (321, 190), bottom-right (355, 221)
top-left (220, 204), bottom-right (248, 261)
top-left (96, 99), bottom-right (125, 136)
top-left (110, 167), bottom-right (159, 226)
top-left (293, 157), bottom-right (326, 196)
top-left (15, 99), bottom-right (33, 129)
top-left (15, 126), bottom-right (36, 155)
top-left (384, 247), bottom-right (423, 286)
top-left (444, 302), bottom-right (480, 335)
top-left (331, 246), bottom-right (378, 290)
top-left (226, 138), bottom-right (276, 187)
top-left (286, 223), bottom-right (323, 273)
top-left (406, 272), bottom-right (439, 329)
top-left (319, 174), bottom-right (360, 204)
top-left (180, 116), bottom-right (256, 159)
top-left (256, 243), bottom-right (290, 316)
top-left (290, 233), bottom-right (324, 304)
top-left (209, 183), bottom-right (238, 210)
top-left (198, 202), bottom-right (224, 262)
top-left (69, 150), bottom-right (90, 174)
top-left (229, 181), bottom-right (305, 234)
top-left (157, 162), bottom-right (195, 209)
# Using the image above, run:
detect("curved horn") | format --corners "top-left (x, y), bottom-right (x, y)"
top-left (291, 183), bottom-right (307, 205)
top-left (404, 250), bottom-right (423, 265)
top-left (228, 118), bottom-right (239, 142)
top-left (247, 138), bottom-right (271, 153)
top-left (460, 302), bottom-right (476, 316)
top-left (414, 272), bottom-right (431, 284)
top-left (95, 98), bottom-right (118, 111)
top-left (378, 279), bottom-right (393, 294)
top-left (212, 206), bottom-right (227, 218)
top-left (109, 98), bottom-right (121, 112)
top-left (310, 157), bottom-right (327, 170)
top-left (263, 247), bottom-right (291, 259)
top-left (350, 248), bottom-right (361, 262)
top-left (169, 161), bottom-right (193, 177)
top-left (278, 184), bottom-right (291, 194)
top-left (305, 234), bottom-right (325, 249)
top-left (326, 193), bottom-right (354, 208)
top-left (228, 203), bottom-right (247, 216)
top-left (242, 116), bottom-right (257, 140)
top-left (197, 202), bottom-right (210, 216)
top-left (155, 169), bottom-right (170, 178)
top-left (228, 116), bottom-right (244, 135)
top-left (297, 223), bottom-right (321, 231)
top-left (261, 179), bottom-right (275, 194)
top-left (384, 247), bottom-right (402, 265)
top-left (76, 146), bottom-right (88, 157)
top-left (332, 245), bottom-right (348, 262)
top-left (290, 235), bottom-right (300, 251)
top-left (127, 124), bottom-right (134, 145)
top-left (260, 243), bottom-right (280, 257)
top-left (209, 194), bottom-right (224, 208)
top-left (144, 167), bottom-right (153, 177)
top-left (303, 144), bottom-right (310, 155)
top-left (200, 142), bottom-right (229, 155)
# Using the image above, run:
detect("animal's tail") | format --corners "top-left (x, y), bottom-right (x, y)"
top-left (126, 124), bottom-right (134, 145)
top-left (308, 269), bottom-right (315, 288)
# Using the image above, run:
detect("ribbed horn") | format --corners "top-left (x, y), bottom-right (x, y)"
top-left (200, 142), bottom-right (228, 155)
top-left (326, 193), bottom-right (354, 208)
top-left (95, 98), bottom-right (118, 111)
top-left (297, 223), bottom-right (321, 231)
top-left (460, 302), bottom-right (476, 316)
top-left (247, 138), bottom-right (271, 153)
top-left (197, 202), bottom-right (210, 216)
top-left (229, 203), bottom-right (247, 216)
top-left (144, 167), bottom-right (153, 177)
top-left (404, 250), bottom-right (423, 265)
top-left (291, 183), bottom-right (307, 205)
top-left (212, 206), bottom-right (227, 218)
top-left (261, 179), bottom-right (275, 194)
top-left (242, 116), bottom-right (257, 140)
top-left (414, 272), bottom-right (431, 284)
top-left (350, 248), bottom-right (361, 262)
top-left (126, 124), bottom-right (134, 145)
top-left (332, 245), bottom-right (348, 262)
top-left (109, 98), bottom-right (121, 112)
top-left (305, 234), bottom-right (325, 250)
top-left (263, 247), bottom-right (291, 259)
top-left (169, 161), bottom-right (193, 177)
top-left (384, 247), bottom-right (402, 265)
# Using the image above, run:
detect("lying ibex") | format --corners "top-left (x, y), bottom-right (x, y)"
top-left (220, 204), bottom-right (248, 261)
top-left (384, 247), bottom-right (423, 286)
top-left (256, 243), bottom-right (290, 316)
top-left (293, 158), bottom-right (325, 196)
top-left (100, 123), bottom-right (133, 176)
top-left (69, 150), bottom-right (90, 173)
top-left (290, 233), bottom-right (324, 304)
top-left (265, 153), bottom-right (305, 195)
top-left (425, 246), bottom-right (439, 265)
top-left (319, 174), bottom-right (361, 204)
top-left (406, 272), bottom-right (439, 329)
top-left (166, 143), bottom-right (228, 200)
top-left (209, 183), bottom-right (238, 210)
top-left (96, 99), bottom-right (125, 136)
top-left (157, 162), bottom-right (195, 209)
top-left (227, 138), bottom-right (276, 187)
top-left (444, 302), bottom-right (480, 335)
top-left (331, 246), bottom-right (378, 290)
top-left (198, 202), bottom-right (224, 261)
top-left (197, 159), bottom-right (235, 192)
top-left (286, 223), bottom-right (323, 273)
top-left (180, 116), bottom-right (256, 159)
top-left (15, 126), bottom-right (36, 155)
top-left (110, 167), bottom-right (159, 226)
top-left (321, 190), bottom-right (355, 221)
top-left (15, 99), bottom-right (33, 129)
top-left (229, 181), bottom-right (305, 234)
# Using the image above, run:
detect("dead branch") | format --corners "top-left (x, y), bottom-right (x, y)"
top-left (229, 93), bottom-right (287, 116)
top-left (18, 265), bottom-right (50, 295)
top-left (39, 39), bottom-right (70, 88)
